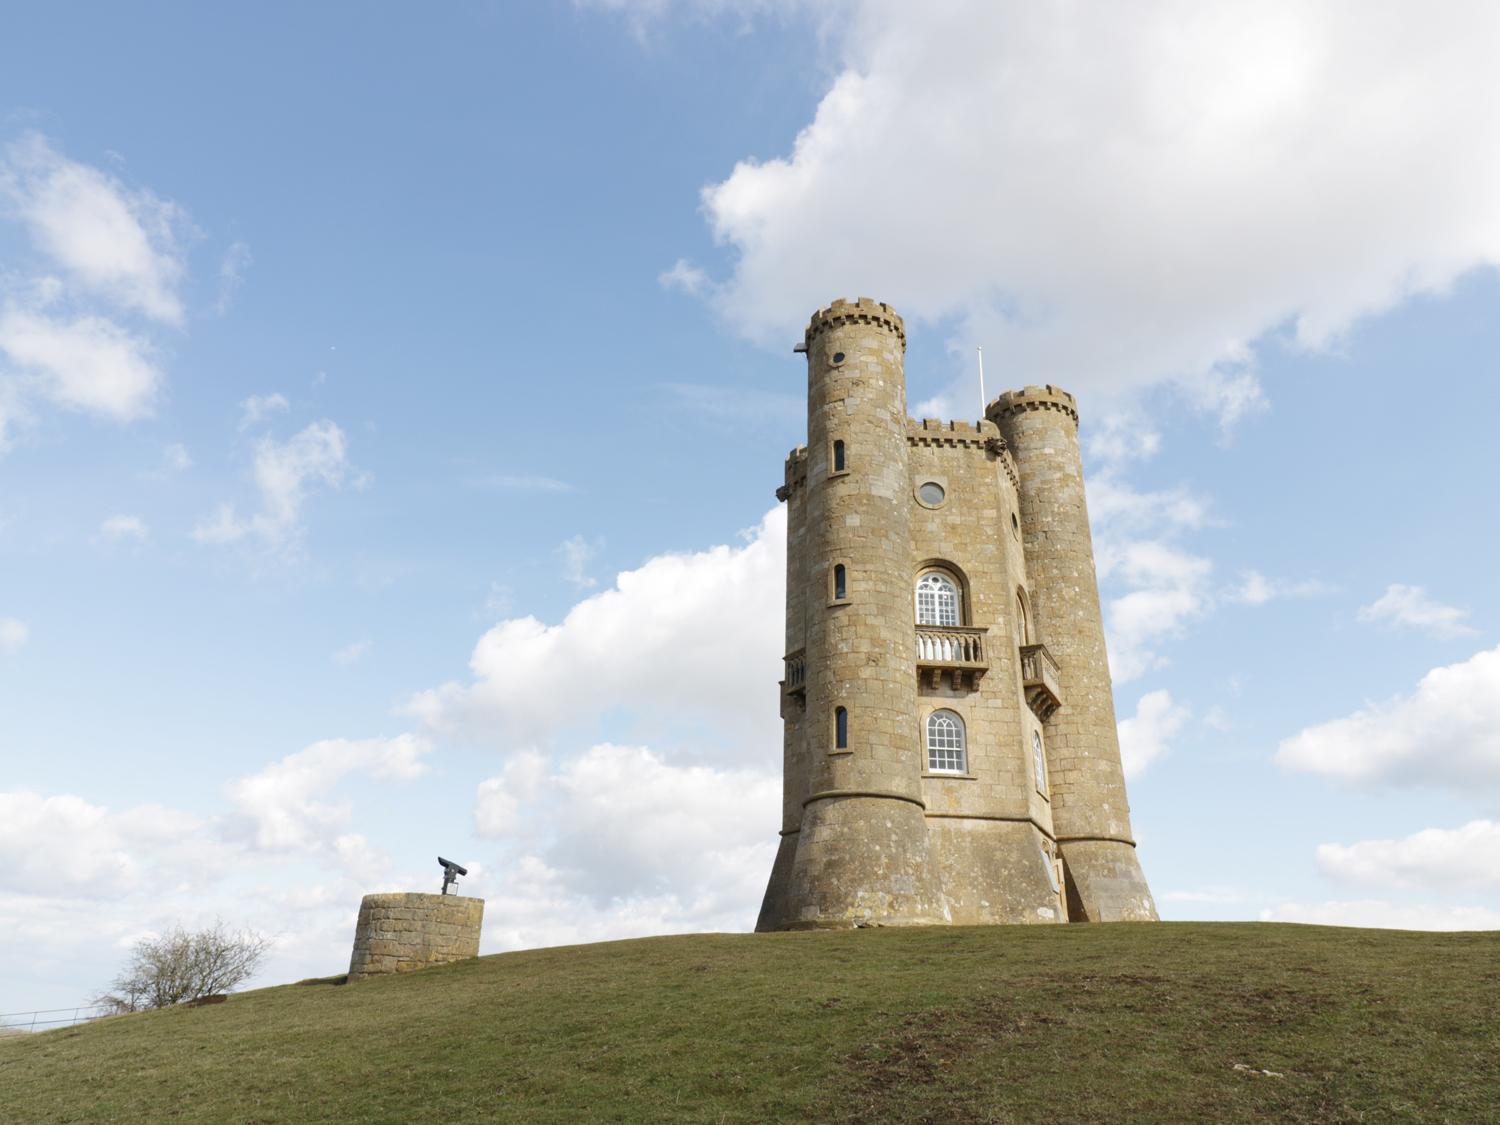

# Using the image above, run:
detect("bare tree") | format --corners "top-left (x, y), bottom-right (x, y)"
top-left (95, 921), bottom-right (271, 1012)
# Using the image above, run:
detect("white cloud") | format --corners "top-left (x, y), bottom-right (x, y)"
top-left (1358, 583), bottom-right (1477, 639)
top-left (98, 514), bottom-right (147, 542)
top-left (0, 307), bottom-right (162, 421)
top-left (1, 133), bottom-right (186, 324)
top-left (331, 640), bottom-right (371, 666)
top-left (1225, 569), bottom-right (1332, 606)
top-left (215, 240), bottom-right (252, 315)
top-left (1277, 645), bottom-right (1500, 791)
top-left (237, 392), bottom-right (289, 431)
top-left (1316, 820), bottom-right (1500, 891)
top-left (1117, 689), bottom-right (1189, 778)
top-left (224, 735), bottom-right (432, 851)
top-left (1098, 540), bottom-right (1212, 682)
top-left (556, 534), bottom-right (599, 589)
top-left (407, 507), bottom-right (785, 751)
top-left (911, 395), bottom-right (952, 421)
top-left (0, 618), bottom-right (29, 651)
top-left (193, 420), bottom-right (359, 550)
top-left (1259, 900), bottom-right (1500, 931)
top-left (0, 792), bottom-right (210, 897)
top-left (658, 257), bottom-right (712, 297)
top-left (468, 743), bottom-right (778, 945)
top-left (639, 1), bottom-right (1500, 418)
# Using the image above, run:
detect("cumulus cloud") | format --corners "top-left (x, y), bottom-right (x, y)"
top-left (474, 743), bottom-right (778, 904)
top-left (224, 734), bottom-right (432, 851)
top-left (628, 1), bottom-right (1500, 416)
top-left (1117, 689), bottom-right (1189, 778)
top-left (0, 307), bottom-right (162, 421)
top-left (193, 420), bottom-right (360, 550)
top-left (0, 792), bottom-right (211, 897)
top-left (1317, 820), bottom-right (1500, 891)
top-left (407, 508), bottom-right (784, 751)
top-left (0, 617), bottom-right (27, 651)
top-left (237, 391), bottom-right (289, 430)
top-left (98, 513), bottom-right (147, 541)
top-left (0, 134), bottom-right (192, 447)
top-left (1358, 583), bottom-right (1478, 639)
top-left (1099, 540), bottom-right (1212, 682)
top-left (1277, 645), bottom-right (1500, 792)
top-left (1, 133), bottom-right (186, 324)
top-left (1259, 899), bottom-right (1500, 931)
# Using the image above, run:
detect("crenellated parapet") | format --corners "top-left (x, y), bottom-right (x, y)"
top-left (906, 419), bottom-right (1019, 488)
top-left (804, 297), bottom-right (906, 350)
top-left (988, 384), bottom-right (1079, 427)
top-left (775, 445), bottom-right (809, 502)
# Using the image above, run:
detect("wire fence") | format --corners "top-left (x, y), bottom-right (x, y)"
top-left (0, 1005), bottom-right (113, 1035)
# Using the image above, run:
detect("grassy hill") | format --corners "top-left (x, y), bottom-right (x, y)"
top-left (2, 922), bottom-right (1497, 1122)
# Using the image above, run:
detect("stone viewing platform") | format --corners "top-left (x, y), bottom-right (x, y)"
top-left (347, 892), bottom-right (484, 982)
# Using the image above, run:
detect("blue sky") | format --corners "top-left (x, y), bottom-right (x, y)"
top-left (3, 1), bottom-right (1499, 1013)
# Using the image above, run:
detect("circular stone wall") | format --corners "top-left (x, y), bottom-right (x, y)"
top-left (347, 893), bottom-right (484, 982)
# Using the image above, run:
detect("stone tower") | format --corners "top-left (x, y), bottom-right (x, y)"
top-left (757, 298), bottom-right (1156, 930)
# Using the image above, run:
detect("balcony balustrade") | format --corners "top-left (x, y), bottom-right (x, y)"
top-left (782, 649), bottom-right (807, 697)
top-left (915, 625), bottom-right (989, 690)
top-left (1020, 643), bottom-right (1063, 720)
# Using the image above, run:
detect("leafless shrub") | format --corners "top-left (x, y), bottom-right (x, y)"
top-left (94, 921), bottom-right (271, 1012)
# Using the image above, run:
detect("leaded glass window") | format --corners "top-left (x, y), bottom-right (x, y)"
top-left (926, 710), bottom-right (966, 773)
top-left (915, 572), bottom-right (960, 626)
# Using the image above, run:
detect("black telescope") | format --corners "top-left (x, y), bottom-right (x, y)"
top-left (438, 856), bottom-right (468, 895)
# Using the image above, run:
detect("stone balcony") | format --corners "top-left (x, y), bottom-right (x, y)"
top-left (915, 625), bottom-right (989, 691)
top-left (1020, 643), bottom-right (1063, 721)
top-left (782, 648), bottom-right (807, 698)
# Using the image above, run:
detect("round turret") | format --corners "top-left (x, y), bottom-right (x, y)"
top-left (988, 385), bottom-right (1157, 922)
top-left (758, 297), bottom-right (947, 929)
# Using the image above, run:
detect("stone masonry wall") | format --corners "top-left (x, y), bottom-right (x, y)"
top-left (347, 893), bottom-right (483, 981)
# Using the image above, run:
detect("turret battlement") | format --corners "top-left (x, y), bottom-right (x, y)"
top-left (988, 384), bottom-right (1079, 426)
top-left (804, 297), bottom-right (906, 349)
top-left (775, 445), bottom-right (809, 502)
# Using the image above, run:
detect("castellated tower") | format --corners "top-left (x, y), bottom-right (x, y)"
top-left (757, 298), bottom-right (1157, 930)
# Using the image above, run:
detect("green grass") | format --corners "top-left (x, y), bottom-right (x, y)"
top-left (3, 923), bottom-right (1497, 1122)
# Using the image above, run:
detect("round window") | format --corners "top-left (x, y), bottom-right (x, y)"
top-left (831, 351), bottom-right (846, 365)
top-left (918, 481), bottom-right (946, 506)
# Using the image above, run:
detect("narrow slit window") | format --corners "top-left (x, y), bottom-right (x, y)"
top-left (834, 563), bottom-right (847, 600)
top-left (833, 439), bottom-right (846, 472)
top-left (835, 707), bottom-right (849, 749)
top-left (1033, 730), bottom-right (1047, 793)
top-left (926, 709), bottom-right (967, 773)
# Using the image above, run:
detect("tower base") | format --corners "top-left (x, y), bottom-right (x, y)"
top-left (757, 795), bottom-right (950, 930)
top-left (1058, 840), bottom-right (1158, 922)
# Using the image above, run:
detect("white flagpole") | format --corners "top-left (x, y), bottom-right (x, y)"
top-left (977, 346), bottom-right (986, 419)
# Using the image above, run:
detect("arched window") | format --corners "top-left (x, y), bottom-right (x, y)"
top-left (1032, 730), bottom-right (1047, 794)
top-left (1014, 589), bottom-right (1031, 647)
top-left (835, 707), bottom-right (849, 749)
top-left (926, 709), bottom-right (967, 773)
top-left (833, 564), bottom-right (847, 601)
top-left (832, 439), bottom-right (846, 473)
top-left (915, 572), bottom-right (960, 626)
